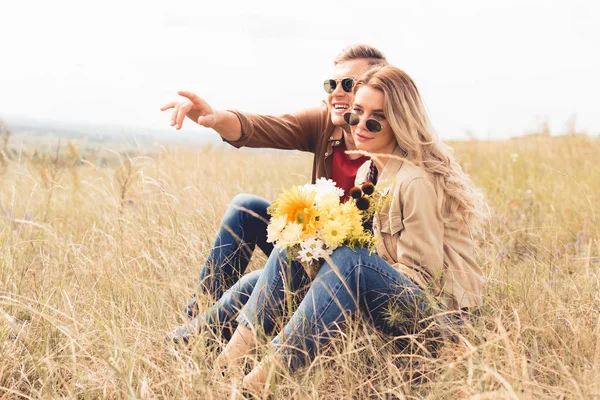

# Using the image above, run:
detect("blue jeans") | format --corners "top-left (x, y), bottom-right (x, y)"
top-left (237, 246), bottom-right (440, 372)
top-left (185, 194), bottom-right (274, 338)
top-left (198, 269), bottom-right (263, 341)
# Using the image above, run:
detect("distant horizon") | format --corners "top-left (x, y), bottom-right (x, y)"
top-left (2, 112), bottom-right (598, 145)
top-left (0, 113), bottom-right (228, 147)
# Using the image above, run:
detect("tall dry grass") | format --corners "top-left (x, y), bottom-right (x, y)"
top-left (0, 133), bottom-right (599, 399)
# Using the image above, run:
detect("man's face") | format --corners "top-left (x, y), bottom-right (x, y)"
top-left (327, 58), bottom-right (371, 127)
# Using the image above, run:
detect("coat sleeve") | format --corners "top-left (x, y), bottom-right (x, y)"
top-left (223, 104), bottom-right (327, 153)
top-left (395, 177), bottom-right (445, 282)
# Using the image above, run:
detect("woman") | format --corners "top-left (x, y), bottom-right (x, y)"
top-left (216, 65), bottom-right (486, 394)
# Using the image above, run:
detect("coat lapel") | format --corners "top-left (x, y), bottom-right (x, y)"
top-left (376, 146), bottom-right (406, 195)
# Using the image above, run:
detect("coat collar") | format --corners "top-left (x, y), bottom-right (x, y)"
top-left (378, 146), bottom-right (407, 186)
top-left (329, 125), bottom-right (345, 142)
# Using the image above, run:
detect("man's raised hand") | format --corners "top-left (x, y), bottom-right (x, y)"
top-left (160, 91), bottom-right (217, 130)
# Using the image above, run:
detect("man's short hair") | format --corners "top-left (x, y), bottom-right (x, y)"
top-left (334, 44), bottom-right (388, 66)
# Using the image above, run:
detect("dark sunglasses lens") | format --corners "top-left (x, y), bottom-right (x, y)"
top-left (344, 112), bottom-right (360, 126)
top-left (366, 119), bottom-right (382, 133)
top-left (342, 78), bottom-right (355, 92)
top-left (323, 79), bottom-right (336, 93)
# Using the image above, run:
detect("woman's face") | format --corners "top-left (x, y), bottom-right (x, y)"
top-left (327, 59), bottom-right (370, 127)
top-left (350, 85), bottom-right (397, 155)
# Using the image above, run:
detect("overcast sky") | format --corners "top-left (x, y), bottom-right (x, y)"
top-left (0, 0), bottom-right (598, 140)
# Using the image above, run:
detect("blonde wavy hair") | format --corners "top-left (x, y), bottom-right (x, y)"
top-left (355, 65), bottom-right (486, 232)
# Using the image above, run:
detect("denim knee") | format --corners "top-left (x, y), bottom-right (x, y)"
top-left (329, 246), bottom-right (361, 265)
top-left (229, 193), bottom-right (266, 213)
top-left (231, 193), bottom-right (254, 207)
top-left (221, 194), bottom-right (271, 233)
top-left (221, 194), bottom-right (253, 221)
top-left (325, 246), bottom-right (370, 280)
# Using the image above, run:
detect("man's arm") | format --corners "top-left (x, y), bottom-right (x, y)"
top-left (161, 91), bottom-right (328, 152)
top-left (225, 106), bottom-right (327, 152)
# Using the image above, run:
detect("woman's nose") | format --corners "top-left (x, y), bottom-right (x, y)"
top-left (356, 116), bottom-right (368, 132)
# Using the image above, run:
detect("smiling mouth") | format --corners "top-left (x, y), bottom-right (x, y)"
top-left (332, 103), bottom-right (349, 113)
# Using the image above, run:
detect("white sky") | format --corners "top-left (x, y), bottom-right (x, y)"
top-left (0, 0), bottom-right (599, 140)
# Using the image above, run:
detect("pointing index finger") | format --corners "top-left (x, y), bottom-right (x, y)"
top-left (177, 90), bottom-right (200, 102)
top-left (177, 90), bottom-right (210, 108)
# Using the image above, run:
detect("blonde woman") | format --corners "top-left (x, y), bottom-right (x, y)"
top-left (217, 65), bottom-right (486, 394)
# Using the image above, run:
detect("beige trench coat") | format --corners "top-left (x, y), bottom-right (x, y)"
top-left (355, 147), bottom-right (484, 310)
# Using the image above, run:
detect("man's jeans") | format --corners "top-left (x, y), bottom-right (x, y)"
top-left (237, 246), bottom-right (441, 372)
top-left (185, 194), bottom-right (273, 339)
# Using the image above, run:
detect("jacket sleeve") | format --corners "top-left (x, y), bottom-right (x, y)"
top-left (395, 177), bottom-right (444, 282)
top-left (223, 104), bottom-right (327, 153)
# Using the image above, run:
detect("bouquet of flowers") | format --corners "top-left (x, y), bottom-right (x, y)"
top-left (266, 178), bottom-right (386, 276)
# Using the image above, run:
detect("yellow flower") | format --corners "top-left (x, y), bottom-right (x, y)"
top-left (315, 193), bottom-right (342, 224)
top-left (316, 193), bottom-right (340, 214)
top-left (339, 200), bottom-right (358, 215)
top-left (279, 222), bottom-right (304, 246)
top-left (337, 201), bottom-right (365, 239)
top-left (269, 186), bottom-right (320, 237)
top-left (321, 219), bottom-right (350, 248)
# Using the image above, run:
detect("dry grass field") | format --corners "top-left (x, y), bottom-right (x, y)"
top-left (0, 125), bottom-right (599, 399)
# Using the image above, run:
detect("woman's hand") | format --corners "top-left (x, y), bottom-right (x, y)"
top-left (160, 91), bottom-right (217, 130)
top-left (297, 257), bottom-right (323, 280)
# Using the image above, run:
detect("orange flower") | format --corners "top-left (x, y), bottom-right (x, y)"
top-left (269, 186), bottom-right (320, 237)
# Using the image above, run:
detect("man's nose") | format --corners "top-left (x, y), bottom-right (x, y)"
top-left (332, 81), bottom-right (345, 96)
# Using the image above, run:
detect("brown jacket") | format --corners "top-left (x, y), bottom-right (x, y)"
top-left (226, 103), bottom-right (344, 182)
top-left (355, 147), bottom-right (484, 311)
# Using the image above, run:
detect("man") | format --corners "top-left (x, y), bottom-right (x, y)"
top-left (161, 44), bottom-right (387, 342)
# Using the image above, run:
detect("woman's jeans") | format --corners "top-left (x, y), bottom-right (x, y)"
top-left (185, 194), bottom-right (273, 339)
top-left (237, 246), bottom-right (440, 372)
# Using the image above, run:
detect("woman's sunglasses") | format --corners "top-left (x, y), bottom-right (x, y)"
top-left (323, 78), bottom-right (355, 94)
top-left (343, 112), bottom-right (382, 134)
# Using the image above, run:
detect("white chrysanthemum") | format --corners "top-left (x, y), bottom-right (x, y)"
top-left (314, 179), bottom-right (344, 201)
top-left (267, 215), bottom-right (288, 243)
top-left (279, 222), bottom-right (303, 246)
top-left (315, 178), bottom-right (344, 195)
top-left (298, 237), bottom-right (329, 262)
top-left (298, 248), bottom-right (316, 263)
top-left (298, 178), bottom-right (344, 203)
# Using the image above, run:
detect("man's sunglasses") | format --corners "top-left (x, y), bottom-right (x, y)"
top-left (323, 78), bottom-right (355, 94)
top-left (343, 112), bottom-right (382, 134)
